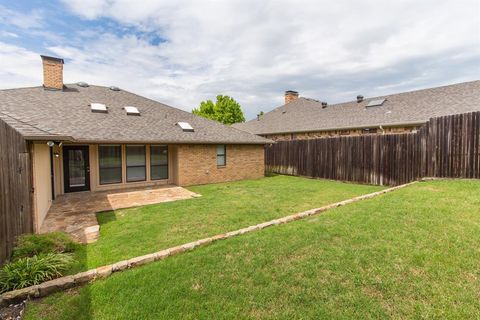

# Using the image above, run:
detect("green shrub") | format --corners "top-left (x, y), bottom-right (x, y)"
top-left (0, 253), bottom-right (74, 293)
top-left (12, 232), bottom-right (77, 260)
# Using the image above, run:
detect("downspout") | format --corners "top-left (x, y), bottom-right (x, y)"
top-left (379, 125), bottom-right (385, 135)
top-left (50, 146), bottom-right (55, 200)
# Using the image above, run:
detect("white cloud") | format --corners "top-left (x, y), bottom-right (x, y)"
top-left (0, 5), bottom-right (44, 29)
top-left (0, 31), bottom-right (18, 38)
top-left (1, 0), bottom-right (479, 118)
top-left (0, 42), bottom-right (42, 88)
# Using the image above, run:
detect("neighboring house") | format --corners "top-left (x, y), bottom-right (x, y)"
top-left (0, 55), bottom-right (270, 240)
top-left (234, 81), bottom-right (480, 140)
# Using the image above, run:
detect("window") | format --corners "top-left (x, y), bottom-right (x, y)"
top-left (216, 145), bottom-right (226, 166)
top-left (150, 145), bottom-right (168, 180)
top-left (99, 145), bottom-right (122, 184)
top-left (126, 145), bottom-right (146, 182)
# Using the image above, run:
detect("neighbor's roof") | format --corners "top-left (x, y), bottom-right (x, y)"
top-left (233, 81), bottom-right (480, 135)
top-left (0, 84), bottom-right (270, 144)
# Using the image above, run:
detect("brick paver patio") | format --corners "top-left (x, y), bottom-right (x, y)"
top-left (39, 185), bottom-right (200, 243)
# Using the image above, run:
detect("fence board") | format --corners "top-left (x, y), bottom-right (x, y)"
top-left (266, 112), bottom-right (480, 186)
top-left (0, 121), bottom-right (33, 264)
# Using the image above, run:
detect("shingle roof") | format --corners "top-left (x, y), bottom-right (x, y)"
top-left (233, 81), bottom-right (480, 135)
top-left (0, 84), bottom-right (270, 144)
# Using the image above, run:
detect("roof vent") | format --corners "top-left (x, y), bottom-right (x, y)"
top-left (321, 102), bottom-right (328, 108)
top-left (177, 122), bottom-right (194, 132)
top-left (124, 106), bottom-right (140, 115)
top-left (366, 99), bottom-right (386, 107)
top-left (357, 95), bottom-right (364, 103)
top-left (77, 82), bottom-right (89, 87)
top-left (90, 103), bottom-right (107, 113)
top-left (109, 86), bottom-right (120, 91)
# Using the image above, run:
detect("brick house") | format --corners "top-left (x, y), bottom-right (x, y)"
top-left (234, 81), bottom-right (480, 140)
top-left (0, 55), bottom-right (270, 245)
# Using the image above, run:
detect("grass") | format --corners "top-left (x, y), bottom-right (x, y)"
top-left (69, 175), bottom-right (382, 272)
top-left (11, 232), bottom-right (77, 260)
top-left (25, 179), bottom-right (480, 319)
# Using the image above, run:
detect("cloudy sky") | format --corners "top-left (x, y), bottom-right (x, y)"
top-left (0, 0), bottom-right (479, 119)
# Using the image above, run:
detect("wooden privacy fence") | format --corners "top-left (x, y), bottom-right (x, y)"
top-left (265, 112), bottom-right (480, 186)
top-left (0, 120), bottom-right (33, 264)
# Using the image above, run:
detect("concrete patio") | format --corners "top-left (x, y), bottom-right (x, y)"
top-left (39, 185), bottom-right (200, 243)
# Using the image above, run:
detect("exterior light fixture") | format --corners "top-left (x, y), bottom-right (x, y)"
top-left (47, 141), bottom-right (55, 147)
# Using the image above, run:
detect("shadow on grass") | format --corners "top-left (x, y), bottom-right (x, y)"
top-left (55, 213), bottom-right (119, 317)
top-left (48, 241), bottom-right (94, 319)
top-left (68, 211), bottom-right (117, 273)
top-left (264, 171), bottom-right (279, 177)
top-left (69, 288), bottom-right (93, 320)
top-left (96, 211), bottom-right (117, 226)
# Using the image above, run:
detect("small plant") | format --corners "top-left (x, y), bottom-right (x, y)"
top-left (12, 232), bottom-right (77, 260)
top-left (0, 253), bottom-right (74, 293)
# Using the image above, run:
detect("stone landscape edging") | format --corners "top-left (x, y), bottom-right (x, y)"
top-left (0, 181), bottom-right (416, 306)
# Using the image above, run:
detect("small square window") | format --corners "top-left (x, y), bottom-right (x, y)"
top-left (216, 145), bottom-right (226, 166)
top-left (366, 99), bottom-right (386, 107)
top-left (124, 106), bottom-right (140, 115)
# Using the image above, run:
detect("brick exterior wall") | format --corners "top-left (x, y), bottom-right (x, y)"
top-left (174, 144), bottom-right (264, 186)
top-left (264, 125), bottom-right (420, 141)
top-left (42, 59), bottom-right (63, 90)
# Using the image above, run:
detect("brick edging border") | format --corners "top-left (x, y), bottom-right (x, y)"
top-left (0, 181), bottom-right (416, 306)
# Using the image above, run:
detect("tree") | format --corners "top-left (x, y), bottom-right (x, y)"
top-left (193, 95), bottom-right (245, 125)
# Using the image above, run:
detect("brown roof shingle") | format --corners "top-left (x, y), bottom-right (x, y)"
top-left (0, 84), bottom-right (270, 144)
top-left (234, 81), bottom-right (480, 135)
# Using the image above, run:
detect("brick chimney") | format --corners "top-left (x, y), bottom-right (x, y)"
top-left (40, 55), bottom-right (64, 90)
top-left (284, 90), bottom-right (299, 104)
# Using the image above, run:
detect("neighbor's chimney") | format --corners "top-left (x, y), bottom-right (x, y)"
top-left (284, 90), bottom-right (299, 104)
top-left (40, 55), bottom-right (64, 90)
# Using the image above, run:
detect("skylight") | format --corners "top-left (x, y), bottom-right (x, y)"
top-left (90, 103), bottom-right (107, 113)
top-left (366, 99), bottom-right (386, 107)
top-left (177, 122), bottom-right (194, 132)
top-left (124, 106), bottom-right (140, 115)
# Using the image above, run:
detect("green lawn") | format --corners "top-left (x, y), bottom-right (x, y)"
top-left (70, 175), bottom-right (382, 272)
top-left (26, 179), bottom-right (480, 319)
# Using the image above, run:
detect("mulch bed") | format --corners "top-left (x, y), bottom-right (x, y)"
top-left (0, 300), bottom-right (25, 320)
